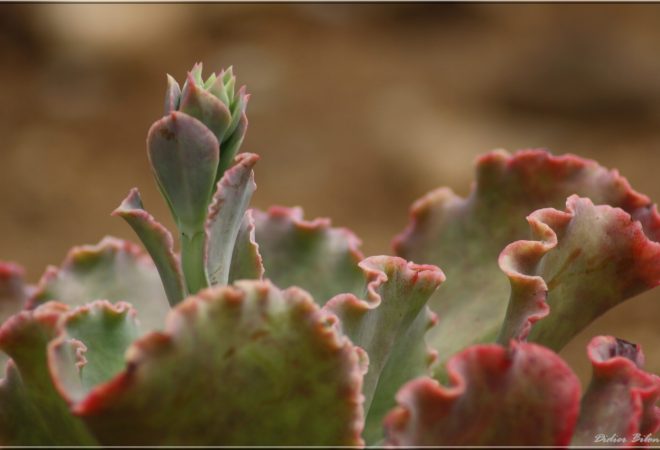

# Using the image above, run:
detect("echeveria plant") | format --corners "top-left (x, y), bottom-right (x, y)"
top-left (0, 64), bottom-right (658, 447)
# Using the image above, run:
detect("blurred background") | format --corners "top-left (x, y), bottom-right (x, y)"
top-left (1, 4), bottom-right (659, 383)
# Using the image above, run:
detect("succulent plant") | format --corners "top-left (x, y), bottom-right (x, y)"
top-left (0, 63), bottom-right (658, 447)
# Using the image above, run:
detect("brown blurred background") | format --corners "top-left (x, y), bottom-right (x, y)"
top-left (1, 4), bottom-right (659, 383)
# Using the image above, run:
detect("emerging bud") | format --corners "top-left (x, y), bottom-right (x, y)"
top-left (146, 63), bottom-right (250, 294)
top-left (165, 62), bottom-right (249, 179)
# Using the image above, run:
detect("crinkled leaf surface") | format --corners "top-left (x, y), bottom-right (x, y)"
top-left (228, 210), bottom-right (264, 283)
top-left (572, 336), bottom-right (660, 446)
top-left (29, 237), bottom-right (169, 333)
top-left (383, 341), bottom-right (581, 446)
top-left (0, 302), bottom-right (97, 445)
top-left (72, 281), bottom-right (365, 446)
top-left (205, 152), bottom-right (258, 286)
top-left (324, 256), bottom-right (444, 444)
top-left (113, 188), bottom-right (186, 306)
top-left (394, 149), bottom-right (658, 365)
top-left (498, 196), bottom-right (660, 350)
top-left (253, 206), bottom-right (364, 305)
top-left (49, 301), bottom-right (140, 403)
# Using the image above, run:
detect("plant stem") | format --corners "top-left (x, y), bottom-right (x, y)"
top-left (180, 230), bottom-right (209, 294)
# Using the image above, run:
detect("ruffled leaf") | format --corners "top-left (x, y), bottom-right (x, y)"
top-left (49, 301), bottom-right (140, 403)
top-left (0, 302), bottom-right (96, 445)
top-left (324, 256), bottom-right (444, 444)
top-left (383, 341), bottom-right (581, 446)
top-left (498, 196), bottom-right (660, 350)
top-left (394, 149), bottom-right (657, 365)
top-left (205, 153), bottom-right (259, 286)
top-left (253, 206), bottom-right (364, 305)
top-left (228, 210), bottom-right (264, 283)
top-left (28, 237), bottom-right (169, 333)
top-left (113, 188), bottom-right (186, 306)
top-left (72, 281), bottom-right (365, 446)
top-left (572, 336), bottom-right (660, 446)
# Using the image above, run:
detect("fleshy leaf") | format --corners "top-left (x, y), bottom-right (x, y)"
top-left (113, 188), bottom-right (186, 306)
top-left (324, 255), bottom-right (444, 444)
top-left (572, 336), bottom-right (660, 446)
top-left (394, 149), bottom-right (657, 365)
top-left (28, 237), bottom-right (169, 333)
top-left (49, 300), bottom-right (140, 404)
top-left (73, 281), bottom-right (365, 446)
top-left (0, 262), bottom-right (29, 368)
top-left (147, 111), bottom-right (219, 235)
top-left (163, 74), bottom-right (181, 114)
top-left (205, 153), bottom-right (259, 286)
top-left (0, 302), bottom-right (97, 445)
top-left (228, 210), bottom-right (264, 283)
top-left (253, 206), bottom-right (365, 305)
top-left (0, 262), bottom-right (28, 321)
top-left (217, 109), bottom-right (248, 178)
top-left (383, 341), bottom-right (581, 446)
top-left (178, 72), bottom-right (232, 144)
top-left (498, 196), bottom-right (660, 350)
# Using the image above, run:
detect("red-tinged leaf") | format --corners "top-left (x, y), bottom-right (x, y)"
top-left (73, 281), bottom-right (366, 446)
top-left (28, 237), bottom-right (169, 333)
top-left (163, 74), bottom-right (181, 114)
top-left (0, 262), bottom-right (28, 319)
top-left (394, 149), bottom-right (657, 366)
top-left (147, 111), bottom-right (219, 234)
top-left (572, 336), bottom-right (660, 446)
top-left (324, 255), bottom-right (444, 444)
top-left (228, 210), bottom-right (264, 283)
top-left (253, 206), bottom-right (365, 305)
top-left (205, 153), bottom-right (259, 286)
top-left (113, 188), bottom-right (186, 306)
top-left (49, 301), bottom-right (140, 404)
top-left (0, 302), bottom-right (96, 445)
top-left (383, 341), bottom-right (581, 446)
top-left (498, 196), bottom-right (660, 350)
top-left (178, 72), bottom-right (232, 144)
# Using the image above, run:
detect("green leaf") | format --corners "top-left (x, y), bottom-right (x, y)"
top-left (71, 281), bottom-right (366, 446)
top-left (0, 262), bottom-right (28, 368)
top-left (163, 74), bottom-right (181, 114)
top-left (253, 206), bottom-right (365, 305)
top-left (29, 237), bottom-right (169, 333)
top-left (394, 149), bottom-right (657, 368)
top-left (217, 110), bottom-right (248, 179)
top-left (179, 72), bottom-right (232, 144)
top-left (113, 188), bottom-right (186, 307)
top-left (324, 256), bottom-right (444, 444)
top-left (147, 111), bottom-right (219, 235)
top-left (0, 303), bottom-right (97, 445)
top-left (498, 196), bottom-right (660, 350)
top-left (49, 300), bottom-right (140, 403)
top-left (228, 210), bottom-right (264, 283)
top-left (205, 153), bottom-right (259, 286)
